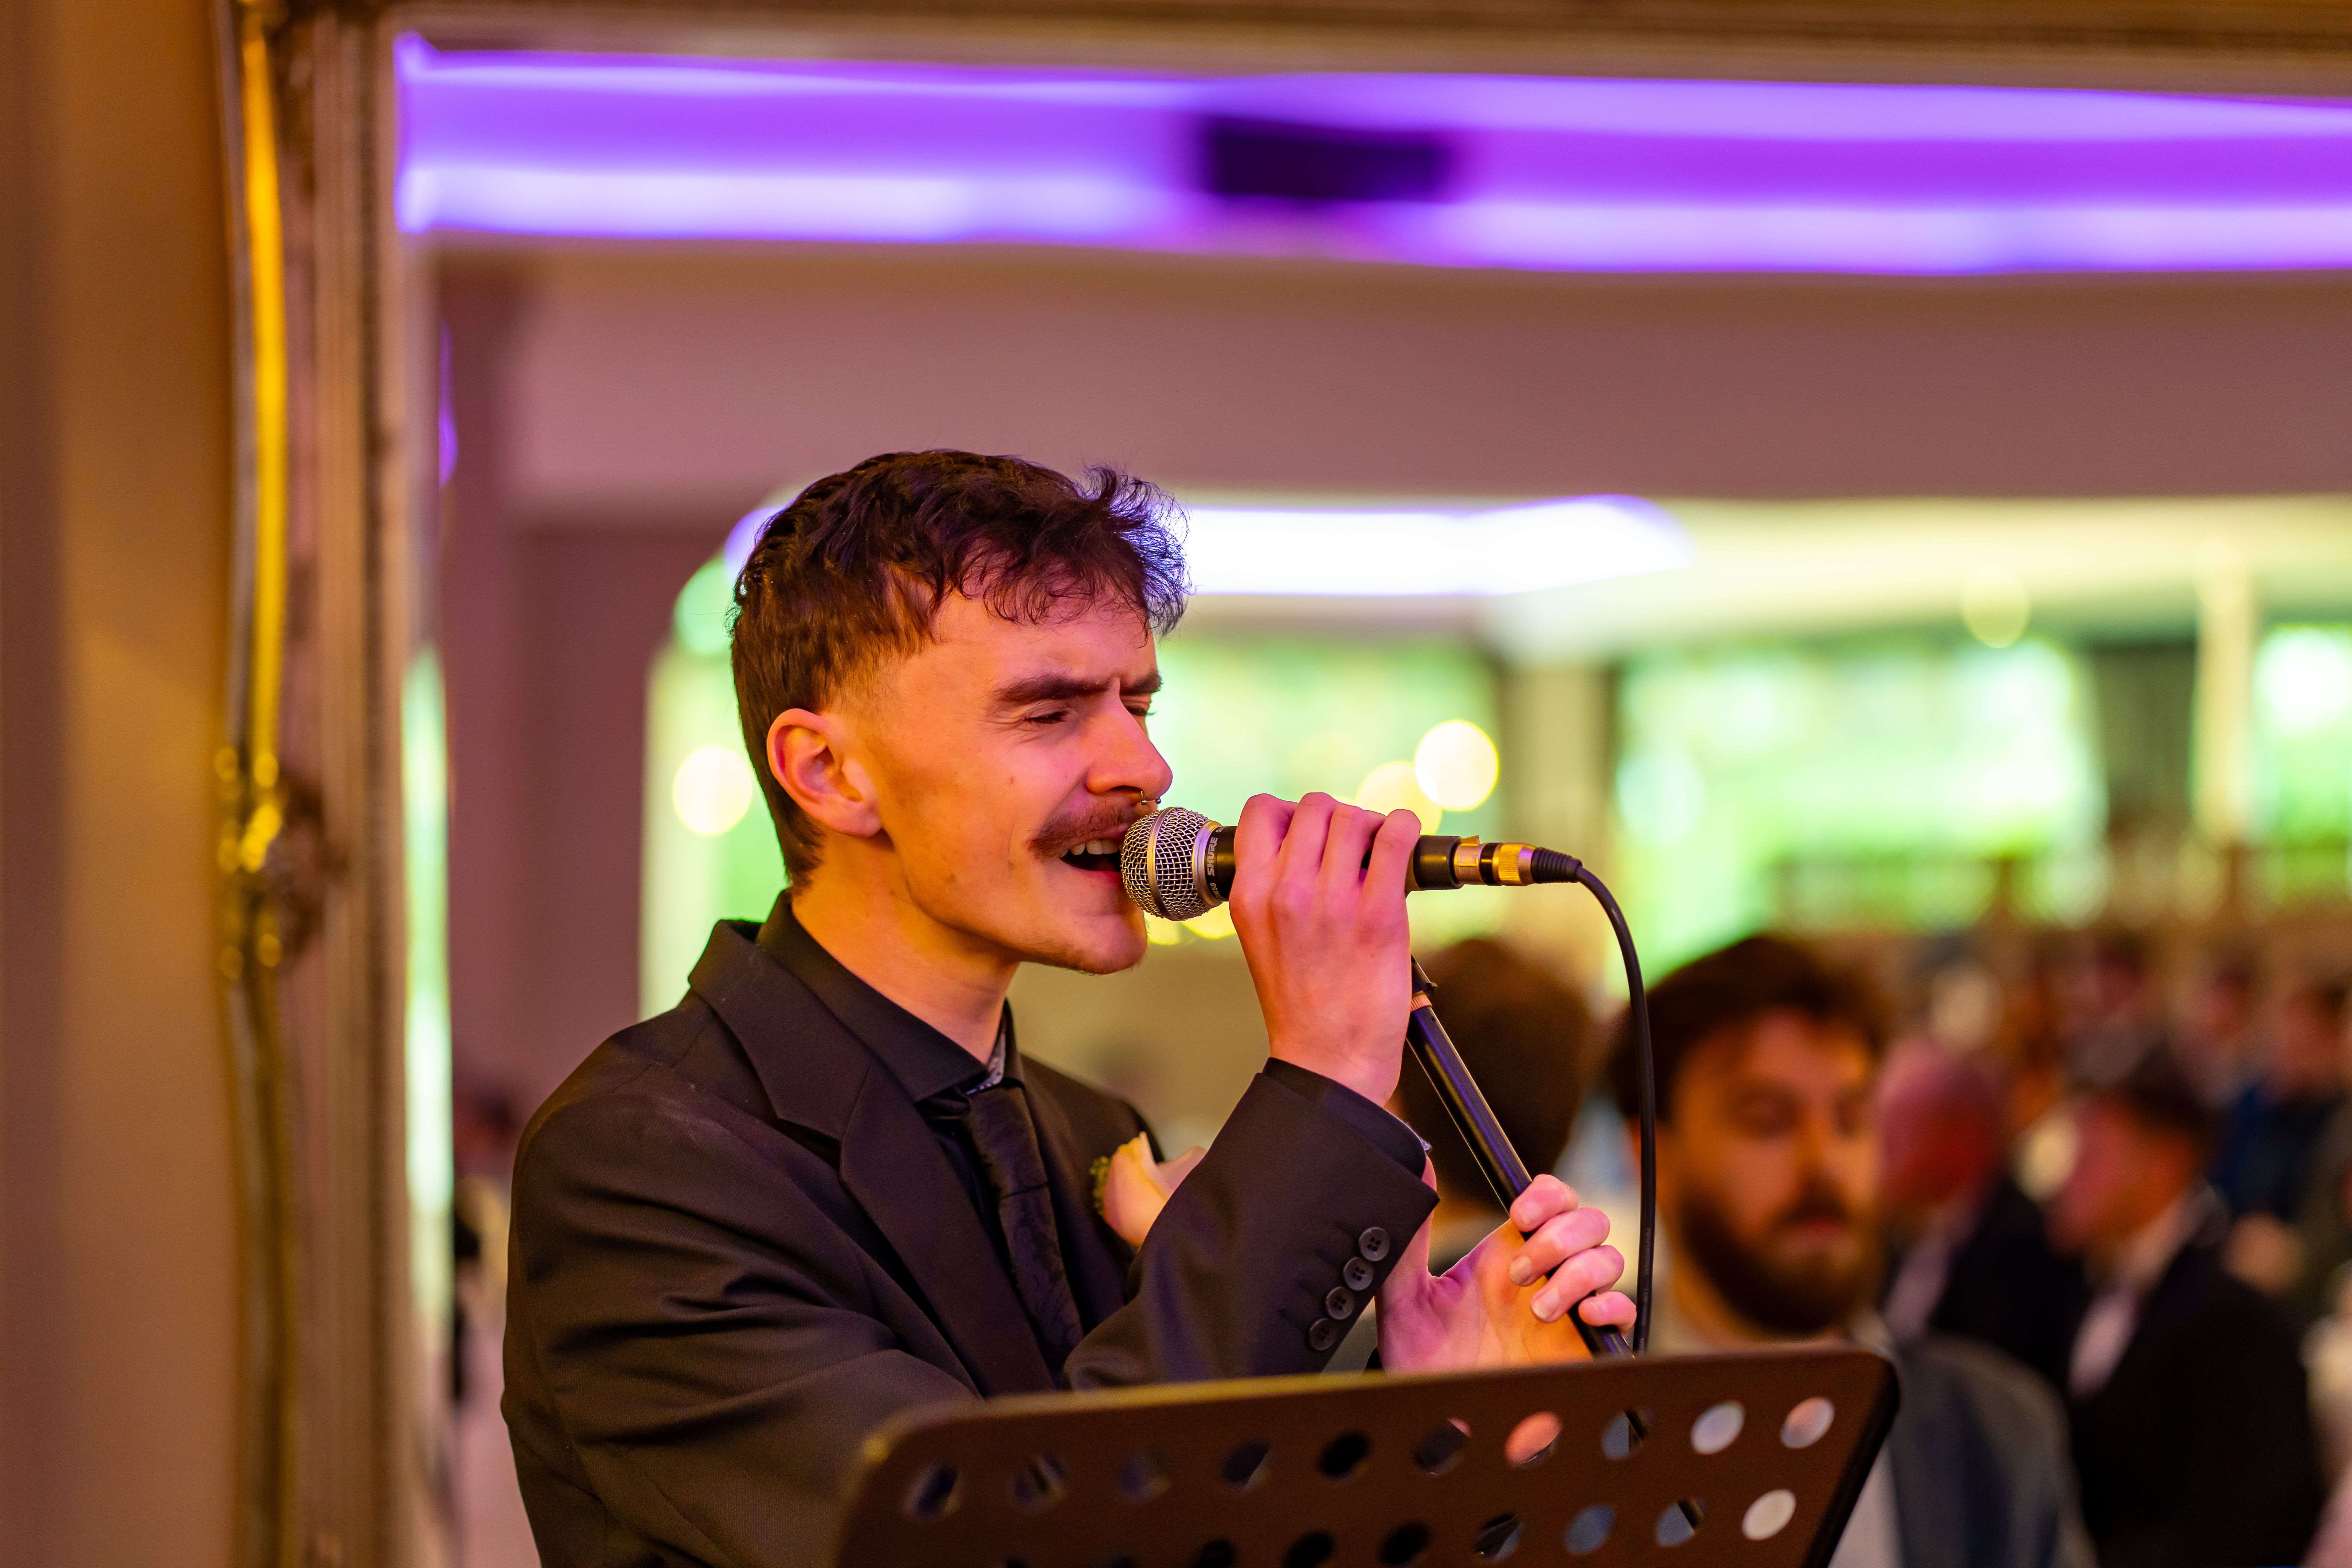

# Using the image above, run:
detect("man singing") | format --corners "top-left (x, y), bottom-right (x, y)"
top-left (502, 451), bottom-right (1633, 1566)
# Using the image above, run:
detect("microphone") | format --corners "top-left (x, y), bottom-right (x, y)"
top-left (1120, 801), bottom-right (1650, 1363)
top-left (1117, 804), bottom-right (1581, 922)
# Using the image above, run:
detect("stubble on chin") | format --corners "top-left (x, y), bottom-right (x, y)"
top-left (1019, 911), bottom-right (1150, 976)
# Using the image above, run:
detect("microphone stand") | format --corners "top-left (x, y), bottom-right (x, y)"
top-left (1408, 932), bottom-right (1685, 1489)
top-left (1405, 962), bottom-right (1634, 1361)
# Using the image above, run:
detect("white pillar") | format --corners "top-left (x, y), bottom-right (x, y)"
top-left (1498, 663), bottom-right (1617, 986)
top-left (2191, 541), bottom-right (2258, 848)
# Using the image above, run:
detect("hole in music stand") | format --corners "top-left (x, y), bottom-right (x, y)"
top-left (1601, 1408), bottom-right (1652, 1460)
top-left (1565, 1504), bottom-right (1615, 1556)
top-left (1655, 1498), bottom-right (1706, 1547)
top-left (1318, 1430), bottom-right (1373, 1481)
top-left (1117, 1450), bottom-right (1169, 1503)
top-left (1220, 1439), bottom-right (1273, 1492)
top-left (1782, 1396), bottom-right (1836, 1449)
top-left (1474, 1511), bottom-right (1525, 1560)
top-left (1283, 1530), bottom-right (1337, 1568)
top-left (1413, 1420), bottom-right (1470, 1475)
top-left (1743, 1489), bottom-right (1798, 1540)
top-left (1009, 1454), bottom-right (1066, 1512)
top-left (1379, 1522), bottom-right (1432, 1565)
top-left (1506, 1412), bottom-right (1560, 1467)
top-left (1691, 1401), bottom-right (1745, 1455)
top-left (902, 1462), bottom-right (960, 1521)
top-left (1192, 1539), bottom-right (1239, 1568)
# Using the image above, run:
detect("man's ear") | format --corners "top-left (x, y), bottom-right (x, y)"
top-left (767, 708), bottom-right (881, 841)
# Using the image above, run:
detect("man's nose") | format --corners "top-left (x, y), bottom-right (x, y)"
top-left (1095, 705), bottom-right (1174, 799)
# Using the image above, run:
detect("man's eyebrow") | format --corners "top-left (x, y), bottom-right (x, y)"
top-left (993, 668), bottom-right (1161, 706)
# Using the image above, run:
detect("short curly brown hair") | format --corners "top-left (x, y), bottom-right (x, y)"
top-left (1607, 934), bottom-right (1887, 1123)
top-left (730, 451), bottom-right (1189, 886)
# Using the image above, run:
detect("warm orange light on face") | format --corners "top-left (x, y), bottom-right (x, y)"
top-left (850, 596), bottom-right (1171, 977)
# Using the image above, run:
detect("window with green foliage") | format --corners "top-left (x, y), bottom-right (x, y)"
top-left (640, 555), bottom-right (1510, 1013)
top-left (641, 556), bottom-right (780, 1015)
top-left (1613, 636), bottom-right (2107, 968)
top-left (2254, 626), bottom-right (2352, 842)
top-left (2251, 624), bottom-right (2352, 903)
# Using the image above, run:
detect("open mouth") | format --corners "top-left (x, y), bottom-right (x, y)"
top-left (1058, 838), bottom-right (1123, 875)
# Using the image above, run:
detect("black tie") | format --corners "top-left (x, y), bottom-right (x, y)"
top-left (965, 1081), bottom-right (1085, 1371)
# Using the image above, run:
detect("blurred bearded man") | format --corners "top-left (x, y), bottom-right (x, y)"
top-left (1612, 935), bottom-right (2090, 1568)
top-left (502, 452), bottom-right (1633, 1567)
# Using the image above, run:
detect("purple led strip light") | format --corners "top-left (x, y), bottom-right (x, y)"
top-left (396, 38), bottom-right (2352, 274)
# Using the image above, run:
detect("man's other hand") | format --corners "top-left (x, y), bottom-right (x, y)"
top-left (1378, 1173), bottom-right (1635, 1380)
top-left (1229, 793), bottom-right (1419, 1106)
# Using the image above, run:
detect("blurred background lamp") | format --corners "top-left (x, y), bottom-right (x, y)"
top-left (673, 743), bottom-right (757, 836)
top-left (1961, 566), bottom-right (2032, 647)
top-left (1356, 758), bottom-right (1446, 829)
top-left (1414, 719), bottom-right (1500, 810)
top-left (1181, 495), bottom-right (1689, 596)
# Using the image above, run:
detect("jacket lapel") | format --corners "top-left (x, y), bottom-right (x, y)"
top-left (690, 922), bottom-right (1056, 1395)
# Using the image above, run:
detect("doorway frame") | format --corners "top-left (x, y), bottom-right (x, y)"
top-left (209, 3), bottom-right (2352, 1564)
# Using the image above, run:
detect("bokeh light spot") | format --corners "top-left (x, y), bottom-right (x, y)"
top-left (1961, 567), bottom-right (2030, 648)
top-left (1356, 761), bottom-right (1443, 831)
top-left (1414, 720), bottom-right (1500, 811)
top-left (1183, 903), bottom-right (1236, 940)
top-left (674, 744), bottom-right (756, 836)
top-left (2258, 627), bottom-right (2352, 737)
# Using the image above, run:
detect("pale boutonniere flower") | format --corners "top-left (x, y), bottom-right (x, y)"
top-left (1091, 1133), bottom-right (1207, 1247)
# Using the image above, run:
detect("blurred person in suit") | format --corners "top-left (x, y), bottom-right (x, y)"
top-left (2212, 977), bottom-right (2350, 1299)
top-left (1612, 934), bottom-right (2092, 1568)
top-left (2295, 1150), bottom-right (2352, 1568)
top-left (2180, 951), bottom-right (2261, 1110)
top-left (2049, 1054), bottom-right (2323, 1568)
top-left (1877, 1042), bottom-right (2083, 1388)
top-left (2065, 930), bottom-right (2167, 1087)
top-left (1389, 937), bottom-right (1590, 1271)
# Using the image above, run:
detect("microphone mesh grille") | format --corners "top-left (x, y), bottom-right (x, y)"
top-left (1120, 806), bottom-right (1213, 921)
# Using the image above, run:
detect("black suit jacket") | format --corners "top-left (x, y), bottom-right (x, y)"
top-left (503, 906), bottom-right (1439, 1567)
top-left (2067, 1240), bottom-right (2324, 1568)
top-left (1888, 1334), bottom-right (2094, 1568)
top-left (1925, 1175), bottom-right (2087, 1389)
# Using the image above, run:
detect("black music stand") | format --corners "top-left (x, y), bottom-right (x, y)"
top-left (830, 1346), bottom-right (1898, 1567)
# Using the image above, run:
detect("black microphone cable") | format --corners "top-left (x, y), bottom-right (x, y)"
top-left (1537, 851), bottom-right (1657, 1357)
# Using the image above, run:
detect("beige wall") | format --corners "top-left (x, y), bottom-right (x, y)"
top-left (491, 246), bottom-right (2352, 523)
top-left (1, 0), bottom-right (237, 1564)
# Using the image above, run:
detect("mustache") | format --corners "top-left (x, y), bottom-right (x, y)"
top-left (1031, 801), bottom-right (1145, 859)
top-left (1767, 1184), bottom-right (1857, 1233)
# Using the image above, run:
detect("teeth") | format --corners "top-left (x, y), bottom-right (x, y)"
top-left (1063, 838), bottom-right (1121, 861)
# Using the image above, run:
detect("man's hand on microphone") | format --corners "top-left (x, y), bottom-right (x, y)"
top-left (1378, 1173), bottom-right (1636, 1377)
top-left (1228, 793), bottom-right (1420, 1106)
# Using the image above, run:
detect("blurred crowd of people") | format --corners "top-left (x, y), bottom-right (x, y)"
top-left (1412, 924), bottom-right (2352, 1568)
